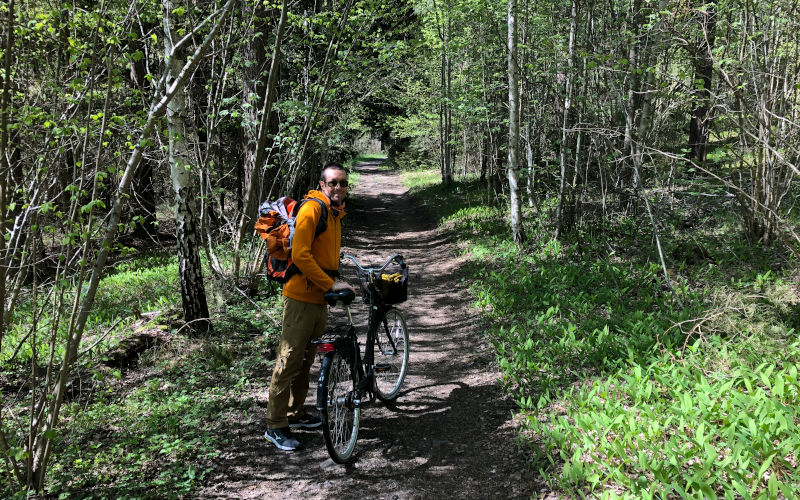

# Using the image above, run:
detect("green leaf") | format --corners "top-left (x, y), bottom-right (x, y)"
top-left (751, 453), bottom-right (776, 495)
top-left (773, 373), bottom-right (784, 399)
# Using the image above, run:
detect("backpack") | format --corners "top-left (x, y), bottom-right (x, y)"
top-left (254, 196), bottom-right (328, 283)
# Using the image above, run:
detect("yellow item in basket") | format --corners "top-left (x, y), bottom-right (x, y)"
top-left (381, 272), bottom-right (403, 283)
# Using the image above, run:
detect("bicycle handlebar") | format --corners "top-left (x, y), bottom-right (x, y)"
top-left (342, 253), bottom-right (405, 276)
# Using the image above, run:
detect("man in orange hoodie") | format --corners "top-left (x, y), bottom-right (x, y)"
top-left (265, 163), bottom-right (355, 451)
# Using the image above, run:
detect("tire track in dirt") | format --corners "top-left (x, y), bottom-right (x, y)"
top-left (199, 160), bottom-right (542, 499)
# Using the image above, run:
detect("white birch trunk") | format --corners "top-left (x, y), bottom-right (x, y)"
top-left (507, 0), bottom-right (525, 245)
top-left (164, 0), bottom-right (210, 332)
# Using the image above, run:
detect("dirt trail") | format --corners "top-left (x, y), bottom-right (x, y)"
top-left (200, 160), bottom-right (542, 498)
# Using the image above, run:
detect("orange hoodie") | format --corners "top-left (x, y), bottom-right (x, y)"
top-left (282, 190), bottom-right (346, 305)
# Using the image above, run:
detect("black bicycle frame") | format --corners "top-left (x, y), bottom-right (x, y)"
top-left (315, 253), bottom-right (405, 411)
top-left (315, 304), bottom-right (399, 411)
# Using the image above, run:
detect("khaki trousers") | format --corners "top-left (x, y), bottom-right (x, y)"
top-left (266, 296), bottom-right (328, 429)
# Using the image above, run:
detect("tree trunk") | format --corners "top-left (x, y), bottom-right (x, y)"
top-left (231, 0), bottom-right (287, 278)
top-left (686, 0), bottom-right (717, 165)
top-left (507, 0), bottom-right (525, 245)
top-left (0, 0), bottom-right (15, 350)
top-left (164, 0), bottom-right (210, 333)
top-left (129, 23), bottom-right (157, 239)
top-left (554, 0), bottom-right (578, 239)
top-left (620, 0), bottom-right (643, 214)
top-left (434, 0), bottom-right (453, 186)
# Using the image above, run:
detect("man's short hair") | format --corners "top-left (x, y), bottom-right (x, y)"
top-left (320, 163), bottom-right (348, 181)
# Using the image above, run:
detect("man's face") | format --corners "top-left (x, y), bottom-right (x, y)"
top-left (320, 168), bottom-right (348, 207)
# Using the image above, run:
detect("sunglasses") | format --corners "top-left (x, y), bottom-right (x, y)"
top-left (324, 180), bottom-right (349, 188)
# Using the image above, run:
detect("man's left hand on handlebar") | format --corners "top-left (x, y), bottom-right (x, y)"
top-left (330, 280), bottom-right (356, 293)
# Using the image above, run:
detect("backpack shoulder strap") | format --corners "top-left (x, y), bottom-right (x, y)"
top-left (296, 197), bottom-right (328, 238)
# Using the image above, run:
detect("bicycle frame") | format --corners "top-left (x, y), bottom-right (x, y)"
top-left (314, 254), bottom-right (404, 409)
top-left (314, 303), bottom-right (394, 410)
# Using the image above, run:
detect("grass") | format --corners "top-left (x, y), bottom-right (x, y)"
top-left (347, 152), bottom-right (386, 164)
top-left (0, 252), bottom-right (180, 368)
top-left (405, 168), bottom-right (800, 498)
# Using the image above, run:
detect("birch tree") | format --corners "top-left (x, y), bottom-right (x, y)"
top-left (507, 0), bottom-right (525, 244)
top-left (163, 0), bottom-right (210, 332)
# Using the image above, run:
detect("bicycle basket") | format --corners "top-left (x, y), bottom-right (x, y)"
top-left (377, 265), bottom-right (408, 304)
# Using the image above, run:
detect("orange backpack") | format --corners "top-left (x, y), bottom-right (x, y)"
top-left (254, 196), bottom-right (328, 283)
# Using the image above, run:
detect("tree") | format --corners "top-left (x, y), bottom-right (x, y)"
top-left (686, 0), bottom-right (717, 164)
top-left (163, 0), bottom-right (210, 332)
top-left (554, 0), bottom-right (578, 239)
top-left (431, 0), bottom-right (455, 186)
top-left (232, 0), bottom-right (288, 280)
top-left (507, 0), bottom-right (525, 244)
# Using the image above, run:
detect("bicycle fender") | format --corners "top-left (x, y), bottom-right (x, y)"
top-left (316, 352), bottom-right (334, 412)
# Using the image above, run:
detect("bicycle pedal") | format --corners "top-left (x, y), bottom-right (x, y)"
top-left (374, 364), bottom-right (393, 373)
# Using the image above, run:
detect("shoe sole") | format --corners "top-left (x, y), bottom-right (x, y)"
top-left (289, 421), bottom-right (321, 429)
top-left (264, 431), bottom-right (299, 451)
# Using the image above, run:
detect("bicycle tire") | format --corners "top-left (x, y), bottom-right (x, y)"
top-left (320, 351), bottom-right (360, 463)
top-left (373, 308), bottom-right (409, 402)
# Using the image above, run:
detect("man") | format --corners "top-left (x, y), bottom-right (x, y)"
top-left (264, 163), bottom-right (355, 451)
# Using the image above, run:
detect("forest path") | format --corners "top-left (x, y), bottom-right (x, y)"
top-left (200, 160), bottom-right (542, 498)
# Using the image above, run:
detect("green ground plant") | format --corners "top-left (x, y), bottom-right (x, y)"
top-left (0, 253), bottom-right (180, 368)
top-left (45, 314), bottom-right (280, 499)
top-left (1, 249), bottom-right (283, 498)
top-left (406, 168), bottom-right (800, 498)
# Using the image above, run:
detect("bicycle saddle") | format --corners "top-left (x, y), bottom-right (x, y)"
top-left (324, 288), bottom-right (356, 306)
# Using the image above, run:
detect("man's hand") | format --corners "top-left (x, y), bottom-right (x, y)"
top-left (330, 280), bottom-right (356, 293)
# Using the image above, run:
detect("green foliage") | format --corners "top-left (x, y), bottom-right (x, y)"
top-left (46, 328), bottom-right (275, 498)
top-left (92, 254), bottom-right (180, 323)
top-left (418, 170), bottom-right (800, 497)
top-left (534, 339), bottom-right (800, 498)
top-left (1, 262), bottom-right (283, 498)
top-left (0, 253), bottom-right (179, 367)
top-left (463, 213), bottom-right (693, 409)
top-left (403, 168), bottom-right (487, 220)
top-left (403, 168), bottom-right (443, 191)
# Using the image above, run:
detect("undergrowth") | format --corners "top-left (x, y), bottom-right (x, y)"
top-left (1, 251), bottom-right (284, 498)
top-left (45, 311), bottom-right (281, 499)
top-left (407, 168), bottom-right (800, 498)
top-left (0, 153), bottom-right (367, 497)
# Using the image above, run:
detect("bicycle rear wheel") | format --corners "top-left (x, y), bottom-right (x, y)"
top-left (373, 309), bottom-right (409, 402)
top-left (320, 351), bottom-right (360, 463)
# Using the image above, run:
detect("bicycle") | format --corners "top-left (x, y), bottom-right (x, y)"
top-left (312, 253), bottom-right (410, 463)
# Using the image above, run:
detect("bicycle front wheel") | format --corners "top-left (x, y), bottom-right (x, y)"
top-left (320, 351), bottom-right (360, 463)
top-left (373, 309), bottom-right (409, 401)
